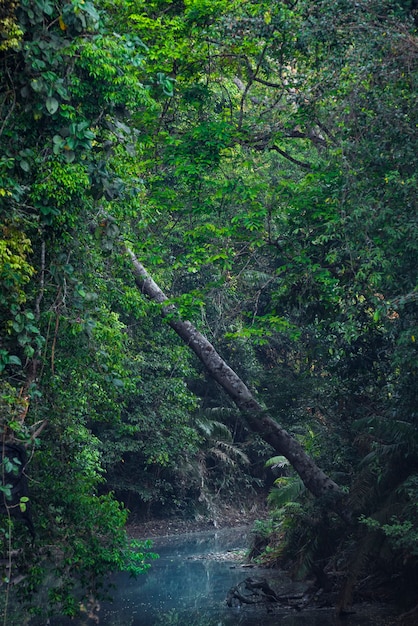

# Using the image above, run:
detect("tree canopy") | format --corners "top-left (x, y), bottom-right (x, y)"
top-left (0, 0), bottom-right (417, 620)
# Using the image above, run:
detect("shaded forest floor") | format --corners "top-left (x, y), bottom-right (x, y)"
top-left (126, 494), bottom-right (269, 539)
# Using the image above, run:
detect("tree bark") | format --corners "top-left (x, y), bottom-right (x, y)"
top-left (126, 248), bottom-right (345, 506)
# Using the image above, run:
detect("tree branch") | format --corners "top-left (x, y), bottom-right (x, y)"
top-left (270, 145), bottom-right (312, 169)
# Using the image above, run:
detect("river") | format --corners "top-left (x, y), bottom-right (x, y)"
top-left (30, 526), bottom-right (395, 625)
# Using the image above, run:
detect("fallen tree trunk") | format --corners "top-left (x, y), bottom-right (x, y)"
top-left (126, 247), bottom-right (346, 509)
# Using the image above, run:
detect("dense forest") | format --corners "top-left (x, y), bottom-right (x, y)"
top-left (0, 0), bottom-right (417, 621)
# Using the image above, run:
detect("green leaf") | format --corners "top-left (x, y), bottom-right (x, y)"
top-left (63, 150), bottom-right (75, 163)
top-left (19, 159), bottom-right (30, 172)
top-left (0, 484), bottom-right (12, 499)
top-left (7, 355), bottom-right (22, 366)
top-left (30, 79), bottom-right (43, 93)
top-left (19, 496), bottom-right (29, 513)
top-left (24, 345), bottom-right (35, 358)
top-left (46, 97), bottom-right (59, 115)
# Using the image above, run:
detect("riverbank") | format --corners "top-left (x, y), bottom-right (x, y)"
top-left (126, 498), bottom-right (268, 539)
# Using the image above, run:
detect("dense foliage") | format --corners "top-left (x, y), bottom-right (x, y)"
top-left (0, 0), bottom-right (417, 620)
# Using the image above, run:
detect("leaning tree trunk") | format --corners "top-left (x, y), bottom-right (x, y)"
top-left (126, 248), bottom-right (346, 512)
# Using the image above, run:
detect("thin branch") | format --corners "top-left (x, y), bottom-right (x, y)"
top-left (270, 145), bottom-right (312, 170)
top-left (50, 313), bottom-right (60, 376)
top-left (34, 240), bottom-right (46, 321)
top-left (29, 420), bottom-right (48, 442)
top-left (237, 46), bottom-right (269, 130)
top-left (253, 75), bottom-right (286, 89)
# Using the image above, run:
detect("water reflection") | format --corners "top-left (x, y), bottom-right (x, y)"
top-left (42, 527), bottom-right (393, 626)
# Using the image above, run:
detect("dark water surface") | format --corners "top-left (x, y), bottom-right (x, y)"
top-left (43, 527), bottom-right (394, 625)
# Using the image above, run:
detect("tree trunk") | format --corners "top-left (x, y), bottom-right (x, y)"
top-left (126, 248), bottom-right (345, 506)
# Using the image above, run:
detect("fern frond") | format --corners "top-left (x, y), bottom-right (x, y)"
top-left (268, 476), bottom-right (305, 508)
top-left (201, 406), bottom-right (238, 419)
top-left (240, 270), bottom-right (274, 288)
top-left (265, 455), bottom-right (290, 469)
top-left (347, 467), bottom-right (376, 511)
top-left (218, 440), bottom-right (249, 463)
top-left (211, 440), bottom-right (250, 465)
top-left (209, 447), bottom-right (235, 466)
top-left (356, 415), bottom-right (418, 452)
top-left (195, 418), bottom-right (232, 440)
top-left (295, 534), bottom-right (318, 580)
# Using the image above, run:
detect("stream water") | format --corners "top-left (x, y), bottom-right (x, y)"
top-left (32, 527), bottom-right (395, 625)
